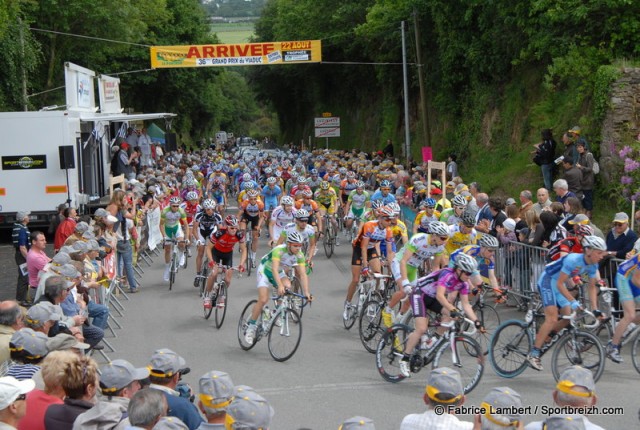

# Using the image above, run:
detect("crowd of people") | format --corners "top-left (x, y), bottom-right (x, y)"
top-left (7, 127), bottom-right (640, 429)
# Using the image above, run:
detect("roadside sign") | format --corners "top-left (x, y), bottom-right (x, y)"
top-left (314, 117), bottom-right (340, 128)
top-left (315, 127), bottom-right (340, 138)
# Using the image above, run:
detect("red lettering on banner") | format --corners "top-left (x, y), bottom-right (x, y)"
top-left (218, 45), bottom-right (229, 56)
top-left (202, 46), bottom-right (214, 57)
top-left (186, 46), bottom-right (201, 58)
top-left (237, 44), bottom-right (249, 56)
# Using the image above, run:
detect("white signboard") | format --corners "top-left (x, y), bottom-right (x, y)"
top-left (64, 62), bottom-right (96, 112)
top-left (315, 127), bottom-right (340, 138)
top-left (98, 75), bottom-right (122, 113)
top-left (314, 117), bottom-right (340, 127)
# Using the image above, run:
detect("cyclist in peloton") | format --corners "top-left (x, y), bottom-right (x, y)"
top-left (315, 181), bottom-right (340, 245)
top-left (448, 233), bottom-right (501, 293)
top-left (160, 196), bottom-right (191, 282)
top-left (181, 191), bottom-right (201, 255)
top-left (382, 221), bottom-right (450, 327)
top-left (607, 251), bottom-right (640, 363)
top-left (238, 189), bottom-right (264, 265)
top-left (370, 180), bottom-right (396, 205)
top-left (261, 176), bottom-right (282, 221)
top-left (413, 198), bottom-right (441, 235)
top-left (439, 194), bottom-right (468, 226)
top-left (277, 209), bottom-right (317, 268)
top-left (295, 189), bottom-right (323, 235)
top-left (269, 196), bottom-right (295, 248)
top-left (526, 235), bottom-right (608, 371)
top-left (243, 231), bottom-right (313, 344)
top-left (344, 181), bottom-right (370, 234)
top-left (203, 215), bottom-right (247, 309)
top-left (344, 205), bottom-right (396, 322)
top-left (193, 199), bottom-right (223, 286)
top-left (400, 253), bottom-right (485, 377)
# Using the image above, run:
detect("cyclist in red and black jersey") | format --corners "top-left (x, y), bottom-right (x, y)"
top-left (203, 215), bottom-right (247, 309)
top-left (546, 224), bottom-right (593, 262)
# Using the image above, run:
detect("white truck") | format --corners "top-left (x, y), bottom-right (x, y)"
top-left (0, 110), bottom-right (174, 230)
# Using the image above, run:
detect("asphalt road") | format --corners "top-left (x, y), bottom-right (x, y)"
top-left (1, 234), bottom-right (637, 428)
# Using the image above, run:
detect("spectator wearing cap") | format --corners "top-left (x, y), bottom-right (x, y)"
top-left (17, 350), bottom-right (75, 430)
top-left (539, 415), bottom-right (586, 430)
top-left (400, 367), bottom-right (471, 429)
top-left (0, 302), bottom-right (24, 368)
top-left (525, 366), bottom-right (601, 430)
top-left (35, 276), bottom-right (85, 342)
top-left (568, 214), bottom-right (604, 241)
top-left (148, 349), bottom-right (203, 430)
top-left (128, 388), bottom-right (168, 429)
top-left (73, 359), bottom-right (149, 430)
top-left (0, 376), bottom-right (35, 429)
top-left (225, 388), bottom-right (273, 430)
top-left (154, 416), bottom-right (189, 430)
top-left (63, 221), bottom-right (91, 247)
top-left (26, 231), bottom-right (50, 305)
top-left (43, 355), bottom-right (99, 430)
top-left (114, 141), bottom-right (136, 179)
top-left (553, 179), bottom-right (577, 206)
top-left (25, 302), bottom-right (61, 336)
top-left (54, 207), bottom-right (78, 251)
top-left (474, 386), bottom-right (522, 430)
top-left (196, 371), bottom-right (234, 429)
top-left (605, 212), bottom-right (637, 260)
top-left (33, 253), bottom-right (70, 303)
top-left (339, 416), bottom-right (375, 430)
top-left (11, 211), bottom-right (31, 305)
top-left (7, 328), bottom-right (49, 380)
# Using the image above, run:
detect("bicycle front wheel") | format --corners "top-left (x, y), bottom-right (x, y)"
top-left (238, 300), bottom-right (260, 351)
top-left (631, 333), bottom-right (640, 374)
top-left (247, 246), bottom-right (254, 276)
top-left (375, 324), bottom-right (411, 383)
top-left (343, 296), bottom-right (358, 330)
top-left (489, 320), bottom-right (532, 378)
top-left (551, 331), bottom-right (605, 383)
top-left (433, 334), bottom-right (484, 394)
top-left (268, 308), bottom-right (302, 362)
top-left (323, 225), bottom-right (334, 258)
top-left (214, 281), bottom-right (228, 329)
top-left (359, 299), bottom-right (384, 354)
top-left (474, 304), bottom-right (501, 355)
top-left (169, 256), bottom-right (176, 291)
top-left (290, 277), bottom-right (304, 319)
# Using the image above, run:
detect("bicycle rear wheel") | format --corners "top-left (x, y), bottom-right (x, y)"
top-left (323, 225), bottom-right (334, 258)
top-left (203, 287), bottom-right (214, 320)
top-left (473, 304), bottom-right (501, 355)
top-left (631, 333), bottom-right (640, 374)
top-left (268, 308), bottom-right (302, 362)
top-left (342, 295), bottom-right (358, 330)
top-left (433, 334), bottom-right (484, 394)
top-left (359, 299), bottom-right (384, 354)
top-left (551, 331), bottom-right (605, 383)
top-left (214, 281), bottom-right (228, 329)
top-left (199, 265), bottom-right (209, 297)
top-left (489, 320), bottom-right (532, 378)
top-left (169, 255), bottom-right (176, 291)
top-left (375, 324), bottom-right (410, 383)
top-left (238, 300), bottom-right (260, 350)
top-left (247, 240), bottom-right (254, 277)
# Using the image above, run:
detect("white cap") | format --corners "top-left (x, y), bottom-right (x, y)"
top-left (0, 377), bottom-right (35, 410)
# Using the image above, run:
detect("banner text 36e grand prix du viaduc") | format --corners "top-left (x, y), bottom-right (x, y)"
top-left (150, 40), bottom-right (322, 68)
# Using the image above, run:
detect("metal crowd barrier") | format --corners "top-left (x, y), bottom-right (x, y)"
top-left (495, 241), bottom-right (549, 296)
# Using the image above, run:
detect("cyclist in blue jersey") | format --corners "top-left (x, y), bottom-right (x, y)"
top-left (370, 180), bottom-right (397, 205)
top-left (607, 254), bottom-right (640, 363)
top-left (262, 177), bottom-right (282, 216)
top-left (526, 235), bottom-right (608, 371)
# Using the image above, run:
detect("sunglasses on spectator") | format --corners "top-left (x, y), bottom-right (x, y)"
top-left (15, 394), bottom-right (26, 402)
top-left (613, 222), bottom-right (626, 226)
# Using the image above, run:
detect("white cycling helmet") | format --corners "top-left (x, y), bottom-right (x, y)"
top-left (478, 234), bottom-right (499, 249)
top-left (287, 231), bottom-right (304, 244)
top-left (295, 209), bottom-right (310, 219)
top-left (388, 202), bottom-right (401, 216)
top-left (202, 199), bottom-right (216, 210)
top-left (429, 221), bottom-right (450, 237)
top-left (242, 173), bottom-right (252, 182)
top-left (581, 235), bottom-right (607, 251)
top-left (452, 195), bottom-right (467, 208)
top-left (266, 177), bottom-right (277, 185)
top-left (454, 252), bottom-right (478, 273)
top-left (281, 196), bottom-right (294, 206)
top-left (186, 191), bottom-right (199, 201)
top-left (169, 197), bottom-right (182, 205)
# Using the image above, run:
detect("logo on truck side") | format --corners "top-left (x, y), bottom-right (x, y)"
top-left (2, 155), bottom-right (47, 170)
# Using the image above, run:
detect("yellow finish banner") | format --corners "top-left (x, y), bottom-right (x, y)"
top-left (150, 40), bottom-right (322, 68)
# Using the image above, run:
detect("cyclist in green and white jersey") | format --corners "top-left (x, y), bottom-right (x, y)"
top-left (439, 194), bottom-right (467, 226)
top-left (277, 209), bottom-right (317, 267)
top-left (160, 196), bottom-right (191, 282)
top-left (344, 181), bottom-right (370, 233)
top-left (382, 221), bottom-right (449, 327)
top-left (243, 231), bottom-right (313, 344)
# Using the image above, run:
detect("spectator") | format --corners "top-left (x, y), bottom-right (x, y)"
top-left (225, 388), bottom-right (273, 430)
top-left (17, 350), bottom-right (74, 430)
top-left (400, 367), bottom-right (471, 429)
top-left (525, 366), bottom-right (602, 430)
top-left (147, 349), bottom-right (203, 429)
top-left (36, 275), bottom-right (85, 342)
top-left (339, 416), bottom-right (376, 429)
top-left (113, 142), bottom-right (136, 180)
top-left (107, 190), bottom-right (138, 293)
top-left (539, 415), bottom-right (586, 430)
top-left (196, 371), bottom-right (234, 429)
top-left (12, 211), bottom-right (31, 306)
top-left (45, 334), bottom-right (88, 356)
top-left (552, 179), bottom-right (576, 205)
top-left (474, 386), bottom-right (522, 430)
top-left (33, 254), bottom-right (71, 303)
top-left (540, 212), bottom-right (567, 248)
top-left (139, 128), bottom-right (153, 168)
top-left (54, 207), bottom-right (77, 252)
top-left (25, 302), bottom-right (61, 336)
top-left (532, 188), bottom-right (552, 215)
top-left (561, 157), bottom-right (582, 199)
top-left (575, 141), bottom-right (595, 218)
top-left (561, 131), bottom-right (578, 166)
top-left (62, 221), bottom-right (91, 248)
top-left (47, 204), bottom-right (66, 236)
top-left (518, 190), bottom-right (534, 219)
top-left (43, 354), bottom-right (98, 429)
top-left (26, 231), bottom-right (50, 305)
top-left (533, 128), bottom-right (556, 191)
top-left (73, 359), bottom-right (150, 430)
top-left (568, 214), bottom-right (605, 241)
top-left (487, 197), bottom-right (507, 238)
top-left (446, 154), bottom-right (458, 180)
top-left (0, 302), bottom-right (24, 368)
top-left (506, 205), bottom-right (527, 234)
top-left (154, 417), bottom-right (189, 429)
top-left (561, 197), bottom-right (583, 230)
top-left (550, 202), bottom-right (565, 219)
top-left (474, 193), bottom-right (492, 233)
top-left (523, 210), bottom-right (544, 247)
top-left (128, 388), bottom-right (168, 429)
top-left (0, 376), bottom-right (35, 429)
top-left (382, 139), bottom-right (394, 158)
top-left (7, 328), bottom-right (49, 380)
top-left (606, 212), bottom-right (638, 260)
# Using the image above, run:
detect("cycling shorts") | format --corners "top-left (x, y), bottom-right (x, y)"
top-left (537, 274), bottom-right (571, 309)
top-left (211, 194), bottom-right (225, 204)
top-left (351, 245), bottom-right (380, 266)
top-left (241, 213), bottom-right (260, 230)
top-left (164, 225), bottom-right (184, 240)
top-left (264, 200), bottom-right (278, 211)
top-left (616, 273), bottom-right (640, 304)
top-left (317, 202), bottom-right (336, 215)
top-left (256, 264), bottom-right (286, 289)
top-left (347, 207), bottom-right (365, 220)
top-left (391, 260), bottom-right (418, 283)
top-left (410, 293), bottom-right (443, 318)
top-left (212, 248), bottom-right (233, 267)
